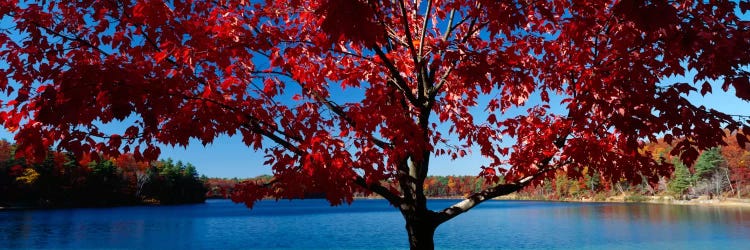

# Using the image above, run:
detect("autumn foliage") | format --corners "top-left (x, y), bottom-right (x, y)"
top-left (2, 0), bottom-right (750, 248)
top-left (0, 140), bottom-right (207, 207)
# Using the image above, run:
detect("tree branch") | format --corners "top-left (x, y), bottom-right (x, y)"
top-left (312, 93), bottom-right (393, 150)
top-left (397, 0), bottom-right (420, 69)
top-left (429, 63), bottom-right (455, 98)
top-left (372, 45), bottom-right (419, 104)
top-left (32, 22), bottom-right (111, 57)
top-left (354, 176), bottom-right (402, 206)
top-left (436, 161), bottom-right (569, 224)
top-left (437, 183), bottom-right (522, 223)
top-left (252, 67), bottom-right (394, 150)
top-left (417, 0), bottom-right (433, 60)
top-left (252, 165), bottom-right (402, 208)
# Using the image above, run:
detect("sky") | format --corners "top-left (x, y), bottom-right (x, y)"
top-left (1, 3), bottom-right (749, 179)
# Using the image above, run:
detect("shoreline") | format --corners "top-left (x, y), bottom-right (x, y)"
top-left (494, 194), bottom-right (750, 208)
top-left (6, 196), bottom-right (750, 210)
top-left (0, 200), bottom-right (207, 211)
top-left (356, 195), bottom-right (750, 208)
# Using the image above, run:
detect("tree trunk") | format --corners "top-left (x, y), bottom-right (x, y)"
top-left (405, 217), bottom-right (438, 250)
top-left (723, 167), bottom-right (734, 196)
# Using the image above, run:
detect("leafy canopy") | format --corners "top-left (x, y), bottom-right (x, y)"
top-left (1, 0), bottom-right (750, 211)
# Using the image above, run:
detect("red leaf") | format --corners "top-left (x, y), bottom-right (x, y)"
top-left (153, 51), bottom-right (167, 62)
top-left (732, 76), bottom-right (750, 101)
top-left (674, 83), bottom-right (695, 94)
top-left (540, 90), bottom-right (549, 102)
top-left (663, 134), bottom-right (673, 144)
top-left (700, 82), bottom-right (711, 96)
top-left (263, 79), bottom-right (276, 95)
top-left (681, 146), bottom-right (699, 166)
top-left (317, 0), bottom-right (384, 45)
top-left (738, 133), bottom-right (749, 149)
top-left (487, 114), bottom-right (497, 124)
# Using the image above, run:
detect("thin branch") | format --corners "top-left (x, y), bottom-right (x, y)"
top-left (417, 0), bottom-right (433, 60)
top-left (306, 89), bottom-right (393, 150)
top-left (442, 9), bottom-right (457, 41)
top-left (252, 169), bottom-right (402, 208)
top-left (396, 0), bottom-right (424, 103)
top-left (178, 93), bottom-right (303, 144)
top-left (278, 40), bottom-right (376, 62)
top-left (247, 121), bottom-right (304, 155)
top-left (32, 22), bottom-right (111, 57)
top-left (397, 0), bottom-right (419, 65)
top-left (429, 63), bottom-right (455, 98)
top-left (354, 176), bottom-right (402, 206)
top-left (250, 67), bottom-right (394, 149)
top-left (436, 160), bottom-right (570, 224)
top-left (372, 45), bottom-right (420, 104)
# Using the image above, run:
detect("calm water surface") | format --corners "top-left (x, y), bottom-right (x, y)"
top-left (1, 199), bottom-right (749, 249)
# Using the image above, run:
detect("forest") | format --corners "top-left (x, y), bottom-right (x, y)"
top-left (4, 134), bottom-right (747, 209)
top-left (517, 144), bottom-right (750, 201)
top-left (206, 133), bottom-right (750, 201)
top-left (0, 140), bottom-right (207, 208)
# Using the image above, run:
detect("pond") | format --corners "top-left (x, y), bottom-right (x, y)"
top-left (1, 199), bottom-right (749, 249)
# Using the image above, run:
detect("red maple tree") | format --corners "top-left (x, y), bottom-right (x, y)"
top-left (2, 1), bottom-right (750, 248)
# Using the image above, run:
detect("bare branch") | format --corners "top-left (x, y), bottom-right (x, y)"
top-left (417, 0), bottom-right (433, 60)
top-left (430, 63), bottom-right (455, 98)
top-left (442, 9), bottom-right (457, 41)
top-left (354, 176), bottom-right (402, 206)
top-left (397, 0), bottom-right (420, 65)
top-left (436, 161), bottom-right (570, 224)
top-left (372, 45), bottom-right (420, 104)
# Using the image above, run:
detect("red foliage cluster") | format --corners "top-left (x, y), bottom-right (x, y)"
top-left (721, 134), bottom-right (750, 196)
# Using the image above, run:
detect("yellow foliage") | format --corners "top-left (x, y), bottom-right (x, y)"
top-left (16, 168), bottom-right (40, 185)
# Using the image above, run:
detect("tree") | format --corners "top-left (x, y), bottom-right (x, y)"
top-left (668, 159), bottom-right (692, 198)
top-left (693, 147), bottom-right (731, 197)
top-left (721, 133), bottom-right (750, 197)
top-left (113, 154), bottom-right (151, 197)
top-left (2, 1), bottom-right (750, 248)
top-left (694, 148), bottom-right (723, 181)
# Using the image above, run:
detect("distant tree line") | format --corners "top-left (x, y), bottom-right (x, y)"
top-left (204, 175), bottom-right (494, 199)
top-left (203, 176), bottom-right (271, 199)
top-left (205, 135), bottom-right (750, 202)
top-left (518, 134), bottom-right (750, 200)
top-left (0, 140), bottom-right (207, 208)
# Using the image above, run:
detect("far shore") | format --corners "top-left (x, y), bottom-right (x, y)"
top-left (6, 195), bottom-right (750, 210)
top-left (355, 194), bottom-right (750, 208)
top-left (0, 200), bottom-right (205, 211)
top-left (493, 194), bottom-right (750, 208)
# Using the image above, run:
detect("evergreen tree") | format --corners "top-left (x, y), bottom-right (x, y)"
top-left (693, 147), bottom-right (730, 196)
top-left (693, 147), bottom-right (724, 182)
top-left (668, 159), bottom-right (692, 197)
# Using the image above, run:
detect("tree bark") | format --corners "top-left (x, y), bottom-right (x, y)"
top-left (404, 214), bottom-right (438, 250)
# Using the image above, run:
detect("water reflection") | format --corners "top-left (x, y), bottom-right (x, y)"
top-left (1, 200), bottom-right (749, 249)
top-left (435, 201), bottom-right (750, 249)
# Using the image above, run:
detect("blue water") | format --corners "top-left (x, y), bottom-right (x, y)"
top-left (1, 199), bottom-right (749, 249)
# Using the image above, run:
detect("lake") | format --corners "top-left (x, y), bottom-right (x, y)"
top-left (1, 199), bottom-right (749, 249)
